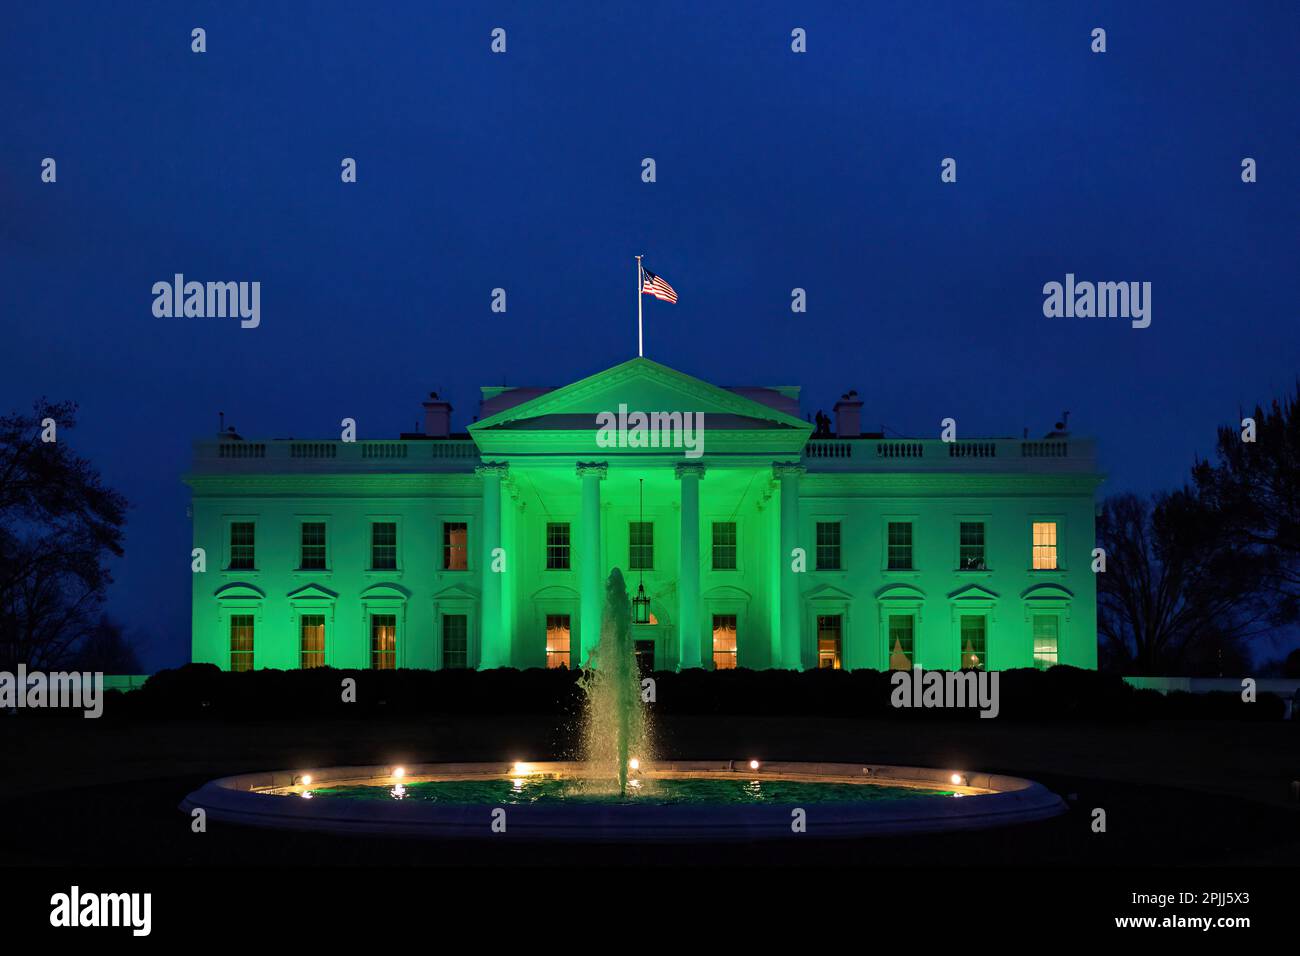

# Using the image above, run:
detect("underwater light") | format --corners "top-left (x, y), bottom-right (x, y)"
top-left (629, 758), bottom-right (640, 770)
top-left (393, 766), bottom-right (405, 779)
top-left (300, 774), bottom-right (313, 786)
top-left (950, 773), bottom-right (968, 786)
top-left (512, 761), bottom-right (532, 776)
top-left (749, 760), bottom-right (760, 770)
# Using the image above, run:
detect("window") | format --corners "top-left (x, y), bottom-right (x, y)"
top-left (629, 521), bottom-right (654, 570)
top-left (442, 614), bottom-right (468, 669)
top-left (817, 614), bottom-right (842, 669)
top-left (229, 522), bottom-right (255, 570)
top-left (1032, 521), bottom-right (1058, 570)
top-left (371, 522), bottom-right (397, 571)
top-left (546, 522), bottom-right (571, 570)
top-left (371, 614), bottom-right (396, 669)
top-left (959, 521), bottom-right (986, 570)
top-left (816, 521), bottom-right (841, 570)
top-left (229, 615), bottom-right (254, 672)
top-left (711, 521), bottom-right (737, 570)
top-left (443, 522), bottom-right (468, 570)
top-left (300, 522), bottom-right (326, 570)
top-left (300, 614), bottom-right (325, 668)
top-left (712, 614), bottom-right (737, 669)
top-left (887, 522), bottom-right (913, 570)
top-left (887, 615), bottom-right (915, 670)
top-left (545, 614), bottom-right (571, 668)
top-left (960, 615), bottom-right (987, 670)
top-left (1033, 615), bottom-right (1059, 669)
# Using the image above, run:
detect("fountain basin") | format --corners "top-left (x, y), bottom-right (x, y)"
top-left (180, 760), bottom-right (1066, 841)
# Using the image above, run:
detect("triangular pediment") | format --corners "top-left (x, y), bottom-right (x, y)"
top-left (287, 583), bottom-right (338, 602)
top-left (948, 584), bottom-right (1000, 602)
top-left (804, 583), bottom-right (855, 603)
top-left (469, 358), bottom-right (811, 457)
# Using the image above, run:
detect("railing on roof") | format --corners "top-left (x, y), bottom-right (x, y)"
top-left (196, 438), bottom-right (480, 472)
top-left (801, 437), bottom-right (1094, 472)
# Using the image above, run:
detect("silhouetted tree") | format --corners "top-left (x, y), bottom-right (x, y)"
top-left (1096, 491), bottom-right (1270, 674)
top-left (0, 400), bottom-right (127, 669)
top-left (68, 615), bottom-right (143, 673)
top-left (1192, 384), bottom-right (1300, 623)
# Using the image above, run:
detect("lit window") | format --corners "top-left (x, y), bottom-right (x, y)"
top-left (546, 522), bottom-right (571, 570)
top-left (545, 614), bottom-right (571, 668)
top-left (442, 614), bottom-right (467, 669)
top-left (712, 614), bottom-right (737, 669)
top-left (960, 615), bottom-right (986, 670)
top-left (712, 522), bottom-right (737, 570)
top-left (300, 522), bottom-right (326, 570)
top-left (371, 522), bottom-right (397, 570)
top-left (229, 522), bottom-right (255, 570)
top-left (229, 614), bottom-right (254, 672)
top-left (629, 521), bottom-right (654, 570)
top-left (300, 614), bottom-right (325, 668)
top-left (959, 522), bottom-right (986, 570)
top-left (1032, 521), bottom-right (1058, 570)
top-left (1033, 615), bottom-right (1059, 669)
top-left (817, 614), bottom-right (842, 669)
top-left (887, 615), bottom-right (915, 670)
top-left (371, 614), bottom-right (396, 670)
top-left (816, 521), bottom-right (841, 570)
top-left (887, 521), bottom-right (913, 570)
top-left (443, 522), bottom-right (468, 570)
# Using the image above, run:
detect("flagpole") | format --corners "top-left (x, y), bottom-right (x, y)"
top-left (635, 254), bottom-right (644, 357)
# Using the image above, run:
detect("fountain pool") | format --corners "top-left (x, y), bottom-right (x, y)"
top-left (179, 571), bottom-right (1065, 841)
top-left (179, 760), bottom-right (1066, 841)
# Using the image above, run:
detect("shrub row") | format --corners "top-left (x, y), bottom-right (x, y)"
top-left (88, 663), bottom-right (1289, 722)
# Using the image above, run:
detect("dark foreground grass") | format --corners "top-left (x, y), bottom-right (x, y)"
top-left (1, 713), bottom-right (1297, 866)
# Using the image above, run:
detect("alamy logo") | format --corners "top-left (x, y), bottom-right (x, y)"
top-left (50, 886), bottom-right (151, 936)
top-left (152, 273), bottom-right (261, 328)
top-left (0, 665), bottom-right (104, 718)
top-left (1042, 273), bottom-right (1151, 328)
top-left (596, 405), bottom-right (704, 459)
top-left (890, 667), bottom-right (1000, 719)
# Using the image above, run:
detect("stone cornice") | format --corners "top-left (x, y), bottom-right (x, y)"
top-left (186, 473), bottom-right (482, 496)
top-left (575, 462), bottom-right (608, 479)
top-left (800, 472), bottom-right (1103, 496)
top-left (675, 461), bottom-right (707, 480)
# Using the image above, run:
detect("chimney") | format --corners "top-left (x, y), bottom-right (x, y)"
top-left (833, 390), bottom-right (862, 437)
top-left (422, 391), bottom-right (453, 437)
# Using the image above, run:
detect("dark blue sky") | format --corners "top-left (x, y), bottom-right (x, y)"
top-left (3, 1), bottom-right (1297, 670)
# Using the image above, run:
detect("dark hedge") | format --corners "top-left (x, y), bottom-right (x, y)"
top-left (82, 663), bottom-right (1290, 723)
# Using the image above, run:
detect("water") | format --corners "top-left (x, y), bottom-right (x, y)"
top-left (307, 776), bottom-right (955, 805)
top-left (576, 568), bottom-right (652, 796)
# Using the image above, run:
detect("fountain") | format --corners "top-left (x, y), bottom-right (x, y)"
top-left (577, 569), bottom-right (652, 797)
top-left (179, 569), bottom-right (1067, 840)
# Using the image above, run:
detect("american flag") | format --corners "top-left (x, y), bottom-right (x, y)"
top-left (640, 266), bottom-right (678, 303)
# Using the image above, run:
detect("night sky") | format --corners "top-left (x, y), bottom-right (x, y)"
top-left (3, 1), bottom-right (1297, 671)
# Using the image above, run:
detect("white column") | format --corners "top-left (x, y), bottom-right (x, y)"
top-left (577, 462), bottom-right (607, 665)
top-left (676, 461), bottom-right (706, 669)
top-left (774, 462), bottom-right (805, 669)
top-left (476, 462), bottom-right (508, 668)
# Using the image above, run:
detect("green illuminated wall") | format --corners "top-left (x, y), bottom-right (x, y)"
top-left (189, 358), bottom-right (1100, 672)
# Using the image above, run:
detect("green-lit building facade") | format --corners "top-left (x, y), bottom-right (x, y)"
top-left (188, 358), bottom-right (1101, 673)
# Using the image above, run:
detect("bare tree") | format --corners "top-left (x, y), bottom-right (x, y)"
top-left (0, 400), bottom-right (127, 669)
top-left (1097, 491), bottom-right (1271, 674)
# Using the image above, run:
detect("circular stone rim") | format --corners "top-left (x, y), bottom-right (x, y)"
top-left (179, 760), bottom-right (1067, 842)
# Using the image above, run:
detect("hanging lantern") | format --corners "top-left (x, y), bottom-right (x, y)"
top-left (632, 581), bottom-right (651, 625)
